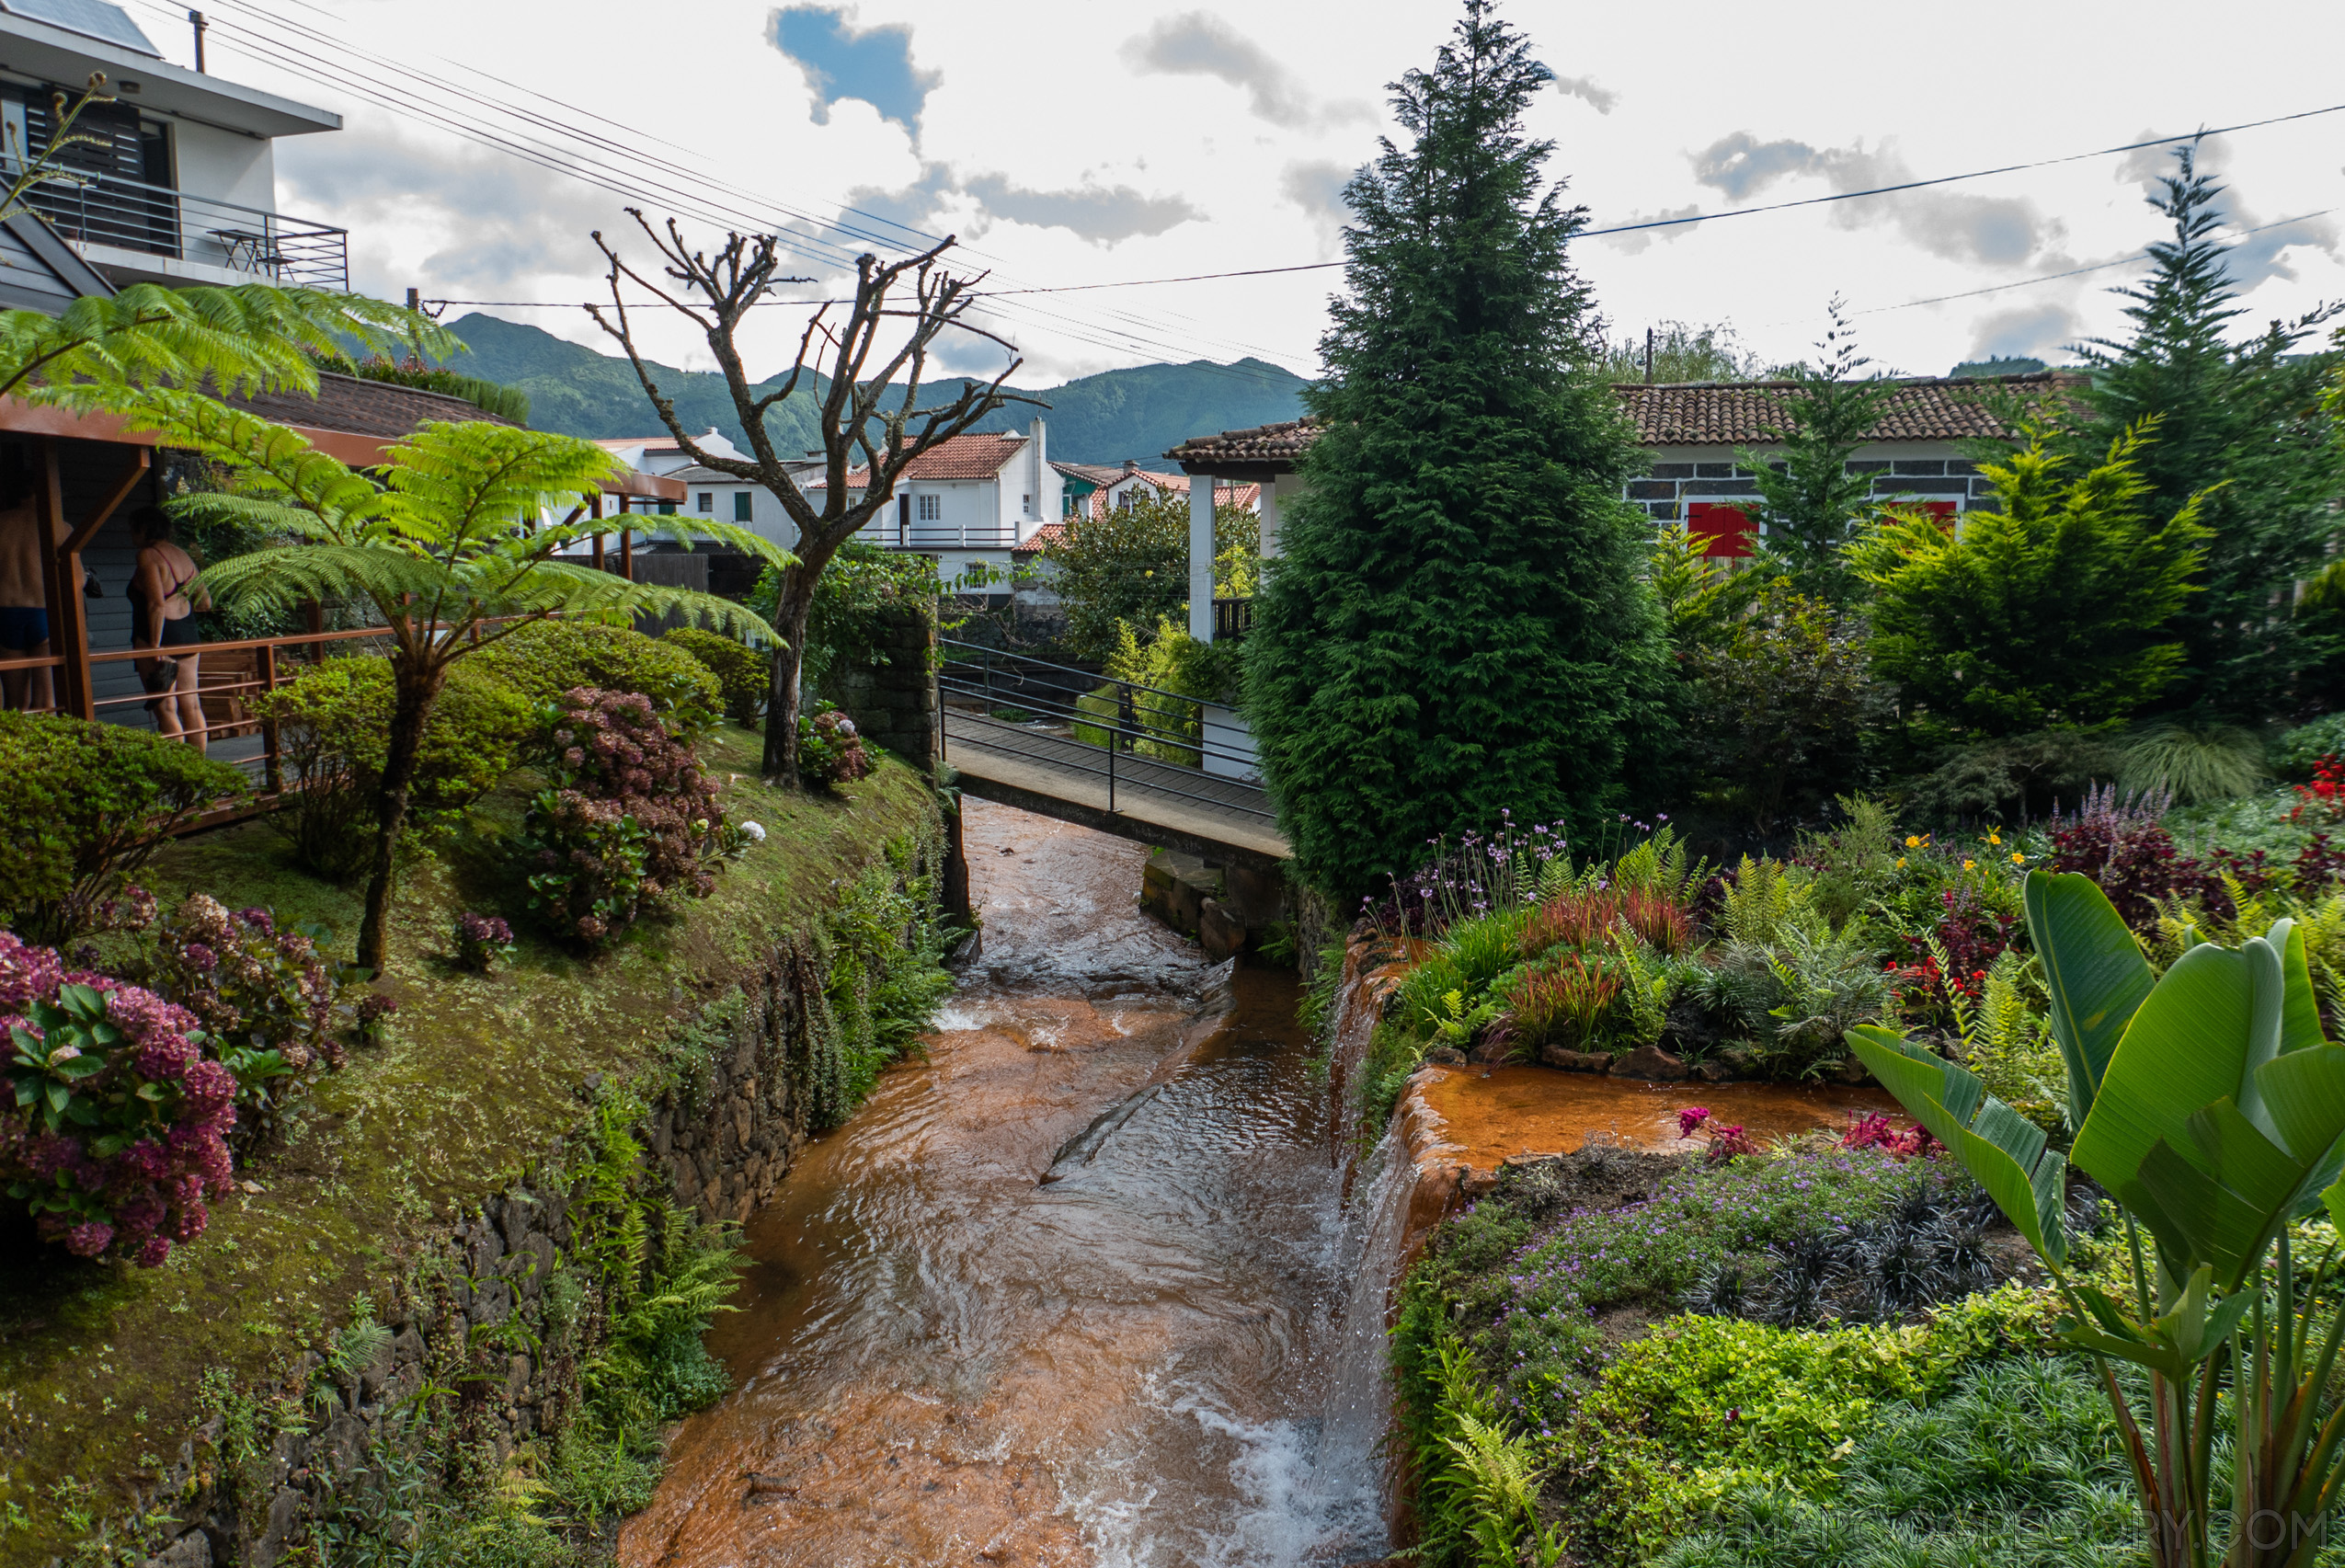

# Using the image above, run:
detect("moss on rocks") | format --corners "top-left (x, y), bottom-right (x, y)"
top-left (0, 727), bottom-right (937, 1565)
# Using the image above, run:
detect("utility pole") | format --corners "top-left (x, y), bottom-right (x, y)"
top-left (1644, 326), bottom-right (1654, 384)
top-left (187, 10), bottom-right (207, 73)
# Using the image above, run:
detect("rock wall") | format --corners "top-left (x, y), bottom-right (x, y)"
top-left (821, 603), bottom-right (937, 773)
top-left (130, 950), bottom-right (840, 1568)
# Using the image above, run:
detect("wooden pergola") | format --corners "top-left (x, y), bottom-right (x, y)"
top-left (0, 394), bottom-right (681, 726)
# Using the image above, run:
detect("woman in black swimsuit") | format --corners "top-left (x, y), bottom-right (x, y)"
top-left (129, 507), bottom-right (209, 750)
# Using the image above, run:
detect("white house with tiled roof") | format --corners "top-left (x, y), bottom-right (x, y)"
top-left (803, 420), bottom-right (1061, 586)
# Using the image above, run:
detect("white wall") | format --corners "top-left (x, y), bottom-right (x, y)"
top-left (171, 120), bottom-right (274, 210)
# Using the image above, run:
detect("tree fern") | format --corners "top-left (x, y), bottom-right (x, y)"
top-left (122, 390), bottom-right (795, 966)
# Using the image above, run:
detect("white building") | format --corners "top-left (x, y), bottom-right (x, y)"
top-left (0, 0), bottom-right (348, 292)
top-left (805, 420), bottom-right (1062, 589)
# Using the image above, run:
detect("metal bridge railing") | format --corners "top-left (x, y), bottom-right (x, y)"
top-left (936, 636), bottom-right (1273, 822)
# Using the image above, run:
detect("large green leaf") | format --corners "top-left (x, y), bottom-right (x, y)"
top-left (1847, 1024), bottom-right (2069, 1265)
top-left (2024, 870), bottom-right (2153, 1129)
top-left (2070, 940), bottom-right (2259, 1190)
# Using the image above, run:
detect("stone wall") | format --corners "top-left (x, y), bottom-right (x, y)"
top-left (128, 948), bottom-right (841, 1568)
top-left (820, 603), bottom-right (937, 773)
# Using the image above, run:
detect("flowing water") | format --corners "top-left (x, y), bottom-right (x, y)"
top-left (619, 801), bottom-right (1393, 1568)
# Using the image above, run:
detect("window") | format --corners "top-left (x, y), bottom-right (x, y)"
top-left (658, 500), bottom-right (677, 515)
top-left (733, 491), bottom-right (753, 522)
top-left (1022, 494), bottom-right (1031, 513)
top-left (696, 492), bottom-right (713, 514)
top-left (916, 494), bottom-right (942, 521)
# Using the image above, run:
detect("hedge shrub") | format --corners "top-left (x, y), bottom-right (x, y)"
top-left (472, 621), bottom-right (720, 738)
top-left (663, 626), bottom-right (768, 727)
top-left (0, 713), bottom-right (246, 944)
top-left (252, 658), bottom-right (535, 878)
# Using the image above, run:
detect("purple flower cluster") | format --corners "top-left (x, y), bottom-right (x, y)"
top-left (1367, 813), bottom-right (1575, 937)
top-left (1451, 1146), bottom-right (1951, 1429)
top-left (0, 928), bottom-right (236, 1265)
top-left (148, 894), bottom-right (345, 1073)
top-left (452, 911), bottom-right (516, 973)
top-left (522, 688), bottom-right (726, 948)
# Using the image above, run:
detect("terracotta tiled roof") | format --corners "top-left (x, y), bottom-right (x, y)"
top-left (804, 430), bottom-right (1028, 488)
top-left (1051, 461), bottom-right (1126, 486)
top-left (1614, 371), bottom-right (2086, 446)
top-left (234, 372), bottom-right (514, 438)
top-left (1166, 373), bottom-right (2087, 468)
top-left (1164, 418), bottom-right (1320, 468)
top-left (1012, 521), bottom-right (1070, 555)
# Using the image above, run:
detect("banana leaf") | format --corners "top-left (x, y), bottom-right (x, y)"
top-left (2023, 870), bottom-right (2153, 1130)
top-left (1847, 1024), bottom-right (2069, 1265)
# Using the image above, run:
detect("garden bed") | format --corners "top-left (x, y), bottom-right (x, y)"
top-left (0, 727), bottom-right (940, 1566)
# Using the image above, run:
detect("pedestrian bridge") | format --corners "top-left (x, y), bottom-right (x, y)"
top-left (934, 640), bottom-right (1288, 868)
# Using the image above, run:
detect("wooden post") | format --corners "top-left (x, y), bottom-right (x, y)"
top-left (620, 524), bottom-right (633, 581)
top-left (37, 441), bottom-right (93, 720)
top-left (589, 491), bottom-right (604, 573)
top-left (258, 640), bottom-right (280, 794)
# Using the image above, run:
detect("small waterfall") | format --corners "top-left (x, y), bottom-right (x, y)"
top-left (1326, 939), bottom-right (1395, 1158)
top-left (1321, 1124), bottom-right (1422, 1482)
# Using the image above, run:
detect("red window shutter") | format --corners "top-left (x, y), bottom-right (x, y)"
top-left (1687, 502), bottom-right (1756, 558)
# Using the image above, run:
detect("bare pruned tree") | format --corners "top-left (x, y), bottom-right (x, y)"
top-left (590, 212), bottom-right (1031, 783)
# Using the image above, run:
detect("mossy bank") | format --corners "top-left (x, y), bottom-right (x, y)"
top-left (0, 729), bottom-right (946, 1567)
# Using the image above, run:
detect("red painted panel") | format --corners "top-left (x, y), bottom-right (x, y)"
top-left (1687, 501), bottom-right (1755, 558)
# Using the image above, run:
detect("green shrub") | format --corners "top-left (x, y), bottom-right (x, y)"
top-left (1899, 727), bottom-right (2124, 825)
top-left (0, 712), bottom-right (246, 944)
top-left (2275, 713), bottom-right (2345, 779)
top-left (253, 658), bottom-right (536, 876)
top-left (818, 851), bottom-right (953, 1119)
top-left (1652, 1356), bottom-right (2139, 1568)
top-left (1569, 1290), bottom-right (2060, 1557)
top-left (664, 625), bottom-right (769, 727)
top-left (2118, 718), bottom-right (2267, 803)
top-left (471, 620), bottom-right (720, 738)
top-left (1850, 424), bottom-right (2208, 738)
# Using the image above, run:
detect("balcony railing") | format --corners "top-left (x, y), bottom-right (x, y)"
top-left (856, 520), bottom-right (1021, 551)
top-left (1212, 597), bottom-right (1252, 641)
top-left (24, 170), bottom-right (349, 291)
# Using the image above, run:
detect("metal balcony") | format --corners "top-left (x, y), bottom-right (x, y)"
top-left (23, 170), bottom-right (349, 291)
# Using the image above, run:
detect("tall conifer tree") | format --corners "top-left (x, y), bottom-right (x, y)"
top-left (2067, 143), bottom-right (2344, 716)
top-left (1245, 2), bottom-right (1668, 900)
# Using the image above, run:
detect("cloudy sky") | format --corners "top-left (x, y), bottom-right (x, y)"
top-left (121, 0), bottom-right (2345, 388)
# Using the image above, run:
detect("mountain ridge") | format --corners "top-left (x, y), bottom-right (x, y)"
top-left (440, 313), bottom-right (1310, 469)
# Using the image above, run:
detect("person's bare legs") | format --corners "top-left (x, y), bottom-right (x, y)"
top-left (170, 652), bottom-right (205, 750)
top-left (19, 636), bottom-right (53, 713)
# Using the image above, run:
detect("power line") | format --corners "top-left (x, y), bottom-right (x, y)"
top-left (120, 0), bottom-right (1322, 380)
top-left (1840, 209), bottom-right (2337, 320)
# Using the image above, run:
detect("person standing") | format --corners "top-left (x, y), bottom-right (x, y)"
top-left (0, 464), bottom-right (59, 712)
top-left (128, 506), bottom-right (208, 749)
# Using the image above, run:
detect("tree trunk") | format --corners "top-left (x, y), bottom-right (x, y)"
top-left (357, 658), bottom-right (447, 972)
top-left (761, 563), bottom-right (820, 785)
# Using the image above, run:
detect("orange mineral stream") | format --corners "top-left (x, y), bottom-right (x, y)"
top-left (620, 802), bottom-right (1903, 1567)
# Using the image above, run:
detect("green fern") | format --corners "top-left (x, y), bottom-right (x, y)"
top-left (1721, 855), bottom-right (1823, 947)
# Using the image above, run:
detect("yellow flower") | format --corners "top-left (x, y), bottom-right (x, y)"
top-left (1962, 859), bottom-right (1976, 871)
top-left (1895, 857), bottom-right (1907, 869)
top-left (1905, 836), bottom-right (1921, 849)
top-left (2012, 852), bottom-right (2026, 864)
top-left (1987, 832), bottom-right (2002, 845)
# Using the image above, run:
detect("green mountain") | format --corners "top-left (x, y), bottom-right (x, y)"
top-left (440, 313), bottom-right (1310, 468)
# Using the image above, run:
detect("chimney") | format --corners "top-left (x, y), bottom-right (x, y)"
top-left (1029, 418), bottom-right (1047, 520)
top-left (1122, 459), bottom-right (1138, 474)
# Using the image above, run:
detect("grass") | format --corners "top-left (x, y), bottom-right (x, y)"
top-left (0, 726), bottom-right (938, 1567)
